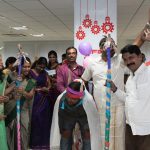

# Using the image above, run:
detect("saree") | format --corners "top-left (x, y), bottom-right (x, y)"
top-left (5, 78), bottom-right (36, 150)
top-left (29, 70), bottom-right (52, 149)
top-left (0, 76), bottom-right (8, 150)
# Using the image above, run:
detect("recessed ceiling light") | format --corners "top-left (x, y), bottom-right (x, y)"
top-left (2, 33), bottom-right (26, 37)
top-left (30, 33), bottom-right (44, 37)
top-left (0, 46), bottom-right (4, 50)
top-left (10, 26), bottom-right (28, 30)
top-left (0, 15), bottom-right (5, 19)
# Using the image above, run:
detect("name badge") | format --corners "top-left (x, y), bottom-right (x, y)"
top-left (46, 69), bottom-right (56, 76)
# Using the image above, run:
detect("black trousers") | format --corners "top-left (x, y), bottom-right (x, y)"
top-left (125, 124), bottom-right (150, 150)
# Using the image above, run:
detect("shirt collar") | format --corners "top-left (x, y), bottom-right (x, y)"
top-left (67, 62), bottom-right (79, 70)
top-left (113, 53), bottom-right (117, 58)
top-left (133, 63), bottom-right (146, 76)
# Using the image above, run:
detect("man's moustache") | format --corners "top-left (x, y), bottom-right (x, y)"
top-left (127, 63), bottom-right (135, 67)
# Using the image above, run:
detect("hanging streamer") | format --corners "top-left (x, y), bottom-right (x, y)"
top-left (76, 0), bottom-right (85, 40)
top-left (91, 0), bottom-right (101, 34)
top-left (101, 0), bottom-right (114, 34)
top-left (82, 0), bottom-right (92, 28)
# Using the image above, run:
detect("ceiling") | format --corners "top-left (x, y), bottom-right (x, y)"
top-left (0, 0), bottom-right (149, 45)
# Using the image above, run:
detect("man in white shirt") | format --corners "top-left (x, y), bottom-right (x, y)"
top-left (110, 44), bottom-right (150, 150)
top-left (81, 22), bottom-right (150, 150)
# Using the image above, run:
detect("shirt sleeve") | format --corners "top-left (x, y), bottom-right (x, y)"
top-left (124, 67), bottom-right (130, 75)
top-left (114, 88), bottom-right (126, 102)
top-left (81, 65), bottom-right (92, 82)
top-left (56, 66), bottom-right (65, 93)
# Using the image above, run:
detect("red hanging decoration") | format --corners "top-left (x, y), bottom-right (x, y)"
top-left (76, 0), bottom-right (86, 40)
top-left (91, 20), bottom-right (101, 34)
top-left (101, 16), bottom-right (114, 34)
top-left (76, 26), bottom-right (85, 40)
top-left (101, 0), bottom-right (114, 34)
top-left (82, 14), bottom-right (92, 28)
top-left (82, 0), bottom-right (92, 28)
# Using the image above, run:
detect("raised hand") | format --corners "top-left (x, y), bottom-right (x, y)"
top-left (0, 114), bottom-right (6, 121)
top-left (105, 80), bottom-right (117, 93)
top-left (16, 75), bottom-right (23, 82)
top-left (144, 29), bottom-right (150, 41)
top-left (14, 86), bottom-right (24, 100)
top-left (16, 86), bottom-right (24, 95)
top-left (0, 96), bottom-right (9, 103)
top-left (141, 9), bottom-right (150, 42)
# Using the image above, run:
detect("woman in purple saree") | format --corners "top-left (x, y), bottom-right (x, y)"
top-left (29, 57), bottom-right (52, 149)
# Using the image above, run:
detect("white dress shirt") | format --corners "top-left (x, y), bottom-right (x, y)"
top-left (115, 63), bottom-right (150, 135)
top-left (82, 54), bottom-right (125, 108)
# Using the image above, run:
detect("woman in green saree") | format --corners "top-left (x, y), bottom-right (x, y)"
top-left (5, 57), bottom-right (36, 150)
top-left (0, 56), bottom-right (9, 150)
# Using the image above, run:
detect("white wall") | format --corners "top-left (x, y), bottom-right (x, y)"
top-left (3, 39), bottom-right (149, 66)
top-left (141, 42), bottom-right (150, 61)
top-left (3, 40), bottom-right (73, 64)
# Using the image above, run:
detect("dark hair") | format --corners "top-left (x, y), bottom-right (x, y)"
top-left (31, 60), bottom-right (37, 69)
top-left (31, 57), bottom-right (47, 69)
top-left (68, 81), bottom-right (85, 91)
top-left (36, 57), bottom-right (47, 66)
top-left (48, 50), bottom-right (58, 58)
top-left (99, 37), bottom-right (107, 49)
top-left (120, 44), bottom-right (141, 55)
top-left (16, 57), bottom-right (31, 73)
top-left (5, 57), bottom-right (16, 68)
top-left (66, 46), bottom-right (77, 54)
top-left (142, 53), bottom-right (146, 62)
top-left (25, 57), bottom-right (31, 64)
top-left (48, 50), bottom-right (58, 68)
top-left (62, 53), bottom-right (66, 59)
top-left (20, 57), bottom-right (31, 66)
top-left (99, 36), bottom-right (116, 49)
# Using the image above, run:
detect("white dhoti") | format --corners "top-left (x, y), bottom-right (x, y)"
top-left (94, 86), bottom-right (125, 150)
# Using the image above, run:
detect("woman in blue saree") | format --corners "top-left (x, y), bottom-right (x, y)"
top-left (29, 57), bottom-right (52, 149)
